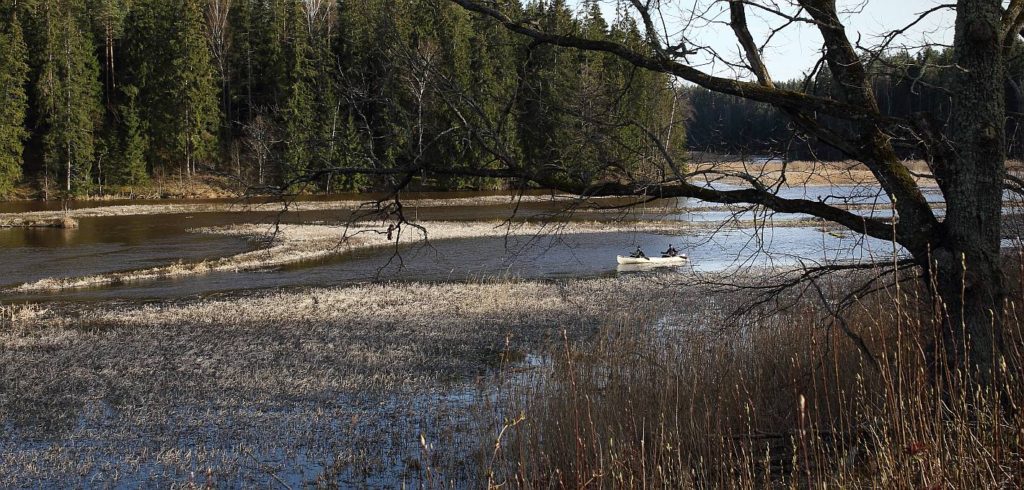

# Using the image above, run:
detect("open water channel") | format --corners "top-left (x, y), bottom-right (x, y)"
top-left (0, 186), bottom-right (924, 302)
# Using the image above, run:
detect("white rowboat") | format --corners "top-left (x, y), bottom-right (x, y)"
top-left (616, 255), bottom-right (688, 265)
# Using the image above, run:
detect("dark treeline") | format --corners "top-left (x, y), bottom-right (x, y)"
top-left (0, 0), bottom-right (684, 198)
top-left (686, 47), bottom-right (1024, 161)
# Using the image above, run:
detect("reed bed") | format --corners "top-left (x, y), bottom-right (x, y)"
top-left (479, 269), bottom-right (1024, 488)
top-left (5, 263), bottom-right (1021, 487)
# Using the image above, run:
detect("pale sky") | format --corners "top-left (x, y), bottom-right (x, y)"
top-left (574, 1), bottom-right (956, 82)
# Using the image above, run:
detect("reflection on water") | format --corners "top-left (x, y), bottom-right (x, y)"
top-left (3, 226), bottom-right (903, 303)
top-left (0, 186), bottom-right (921, 302)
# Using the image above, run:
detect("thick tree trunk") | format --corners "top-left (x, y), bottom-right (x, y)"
top-left (929, 0), bottom-right (1007, 383)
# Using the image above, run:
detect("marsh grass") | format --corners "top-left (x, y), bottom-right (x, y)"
top-left (0, 276), bottom-right (685, 487)
top-left (5, 263), bottom-right (1021, 487)
top-left (480, 270), bottom-right (1024, 488)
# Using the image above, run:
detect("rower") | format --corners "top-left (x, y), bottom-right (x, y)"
top-left (630, 246), bottom-right (647, 259)
top-left (662, 244), bottom-right (679, 257)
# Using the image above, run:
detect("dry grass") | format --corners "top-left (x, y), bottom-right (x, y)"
top-left (0, 193), bottom-right (590, 222)
top-left (95, 174), bottom-right (242, 200)
top-left (5, 265), bottom-right (1021, 487)
top-left (689, 158), bottom-right (1024, 187)
top-left (480, 270), bottom-right (1024, 488)
top-left (689, 159), bottom-right (937, 186)
top-left (0, 216), bottom-right (78, 229)
top-left (0, 275), bottom-right (683, 487)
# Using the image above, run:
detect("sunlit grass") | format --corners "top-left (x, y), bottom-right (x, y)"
top-left (480, 270), bottom-right (1024, 488)
top-left (0, 275), bottom-right (683, 486)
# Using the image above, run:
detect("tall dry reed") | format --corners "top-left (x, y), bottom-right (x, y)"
top-left (480, 267), bottom-right (1024, 488)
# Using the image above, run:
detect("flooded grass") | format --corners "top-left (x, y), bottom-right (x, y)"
top-left (0, 275), bottom-right (684, 487)
top-left (4, 262), bottom-right (1021, 487)
top-left (0, 216), bottom-right (78, 229)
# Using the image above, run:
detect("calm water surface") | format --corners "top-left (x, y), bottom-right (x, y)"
top-left (0, 187), bottom-right (910, 302)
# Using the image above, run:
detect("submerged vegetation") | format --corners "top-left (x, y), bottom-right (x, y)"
top-left (2, 268), bottom-right (1021, 486)
top-left (0, 276), bottom-right (681, 486)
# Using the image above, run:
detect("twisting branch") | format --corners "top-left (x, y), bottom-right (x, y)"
top-left (449, 0), bottom-right (940, 257)
top-left (728, 0), bottom-right (774, 87)
top-left (447, 0), bottom-right (904, 126)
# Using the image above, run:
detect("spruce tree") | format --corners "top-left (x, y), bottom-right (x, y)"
top-left (516, 0), bottom-right (578, 186)
top-left (282, 0), bottom-right (315, 182)
top-left (118, 84), bottom-right (149, 185)
top-left (252, 0), bottom-right (289, 110)
top-left (37, 0), bottom-right (103, 195)
top-left (0, 9), bottom-right (30, 196)
top-left (173, 0), bottom-right (220, 177)
top-left (123, 0), bottom-right (175, 174)
top-left (228, 0), bottom-right (255, 122)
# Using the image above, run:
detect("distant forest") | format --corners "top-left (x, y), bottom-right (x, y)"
top-left (686, 46), bottom-right (1024, 161)
top-left (0, 0), bottom-right (685, 197)
top-left (3, 1), bottom-right (1024, 199)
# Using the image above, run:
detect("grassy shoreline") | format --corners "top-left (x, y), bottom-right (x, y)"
top-left (1, 160), bottom-right (967, 202)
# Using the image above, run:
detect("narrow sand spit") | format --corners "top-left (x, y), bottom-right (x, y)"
top-left (0, 216), bottom-right (78, 228)
top-left (0, 193), bottom-right (590, 222)
top-left (11, 220), bottom-right (692, 292)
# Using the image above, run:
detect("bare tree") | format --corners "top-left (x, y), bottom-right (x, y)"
top-left (206, 0), bottom-right (232, 146)
top-left (243, 113), bottom-right (278, 186)
top-left (433, 0), bottom-right (1018, 386)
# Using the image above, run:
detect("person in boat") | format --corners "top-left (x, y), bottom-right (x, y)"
top-left (629, 246), bottom-right (647, 259)
top-left (662, 244), bottom-right (679, 257)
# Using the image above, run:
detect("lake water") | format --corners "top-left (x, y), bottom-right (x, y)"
top-left (0, 187), bottom-right (912, 302)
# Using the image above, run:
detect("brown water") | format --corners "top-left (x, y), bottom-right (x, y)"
top-left (0, 188), bottom-right (912, 302)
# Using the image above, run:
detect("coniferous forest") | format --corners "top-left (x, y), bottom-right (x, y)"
top-left (686, 46), bottom-right (1024, 161)
top-left (0, 0), bottom-right (686, 198)
top-left (3, 0), bottom-right (1023, 199)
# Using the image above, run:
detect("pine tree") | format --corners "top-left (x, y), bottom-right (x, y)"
top-left (37, 0), bottom-right (103, 196)
top-left (0, 8), bottom-right (30, 196)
